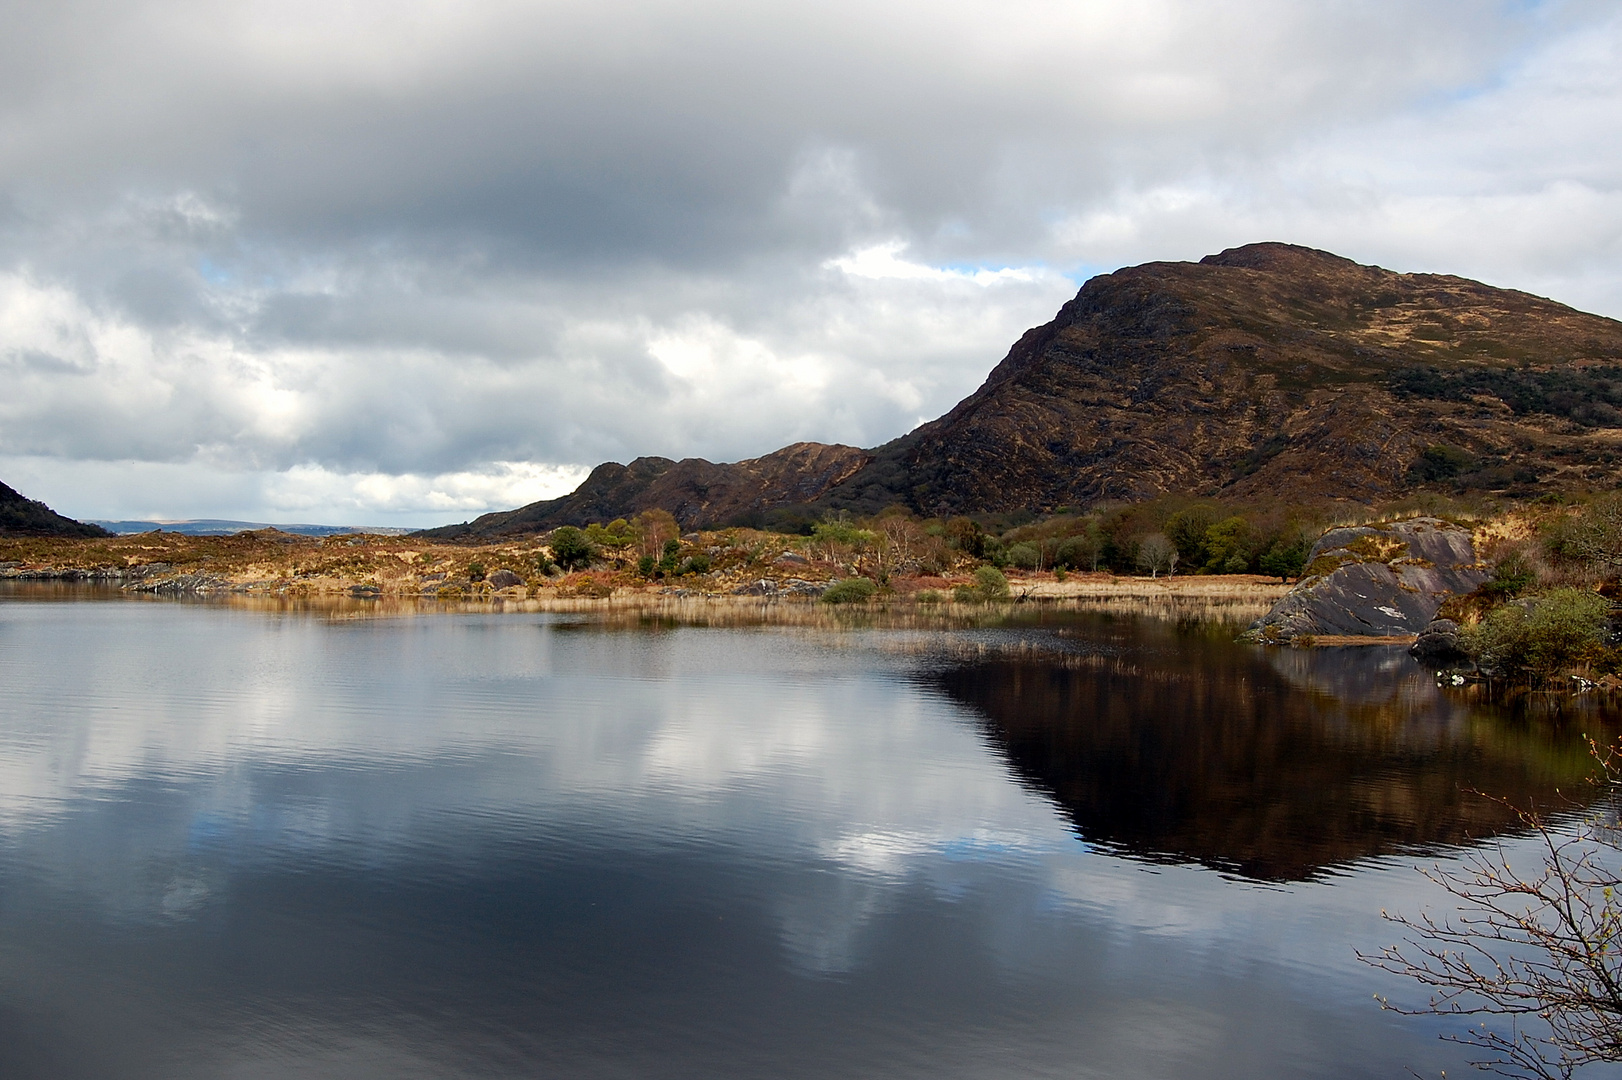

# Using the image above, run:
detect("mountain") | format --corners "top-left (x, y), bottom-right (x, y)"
top-left (423, 243), bottom-right (1622, 539)
top-left (0, 482), bottom-right (110, 537)
top-left (92, 519), bottom-right (413, 537)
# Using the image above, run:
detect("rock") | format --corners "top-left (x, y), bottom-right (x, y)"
top-left (1410, 618), bottom-right (1465, 662)
top-left (731, 579), bottom-right (780, 596)
top-left (125, 572), bottom-right (233, 593)
top-left (774, 552), bottom-right (809, 566)
top-left (1243, 517), bottom-right (1487, 642)
top-left (486, 568), bottom-right (523, 589)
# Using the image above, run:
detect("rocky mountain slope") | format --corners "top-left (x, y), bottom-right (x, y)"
top-left (425, 243), bottom-right (1622, 539)
top-left (0, 481), bottom-right (109, 537)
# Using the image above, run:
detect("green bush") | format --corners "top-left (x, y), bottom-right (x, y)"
top-left (915, 589), bottom-right (942, 603)
top-left (973, 565), bottom-right (1010, 600)
top-left (1005, 541), bottom-right (1041, 570)
top-left (1481, 551), bottom-right (1536, 599)
top-left (637, 554), bottom-right (656, 577)
top-left (681, 553), bottom-right (712, 575)
top-left (822, 577), bottom-right (878, 604)
top-left (467, 561), bottom-right (487, 582)
top-left (1460, 588), bottom-right (1612, 678)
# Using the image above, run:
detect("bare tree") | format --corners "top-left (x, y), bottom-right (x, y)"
top-left (1136, 533), bottom-right (1176, 578)
top-left (1360, 740), bottom-right (1622, 1079)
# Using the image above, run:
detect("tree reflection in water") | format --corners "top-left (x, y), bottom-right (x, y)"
top-left (935, 623), bottom-right (1617, 881)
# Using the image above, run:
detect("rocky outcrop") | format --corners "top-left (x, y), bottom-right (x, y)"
top-left (1243, 517), bottom-right (1488, 642)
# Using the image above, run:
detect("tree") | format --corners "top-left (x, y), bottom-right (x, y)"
top-left (1202, 515), bottom-right (1258, 574)
top-left (1361, 739), bottom-right (1622, 1079)
top-left (1259, 536), bottom-right (1310, 583)
top-left (1136, 533), bottom-right (1177, 578)
top-left (548, 526), bottom-right (596, 571)
top-left (634, 509), bottom-right (680, 558)
top-left (585, 518), bottom-right (639, 567)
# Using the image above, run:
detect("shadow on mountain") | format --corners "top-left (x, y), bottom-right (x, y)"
top-left (932, 628), bottom-right (1615, 881)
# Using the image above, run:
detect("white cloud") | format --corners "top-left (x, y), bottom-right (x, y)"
top-left (0, 0), bottom-right (1618, 522)
top-left (825, 241), bottom-right (1042, 285)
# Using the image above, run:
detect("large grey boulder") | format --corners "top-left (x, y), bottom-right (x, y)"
top-left (1243, 517), bottom-right (1487, 642)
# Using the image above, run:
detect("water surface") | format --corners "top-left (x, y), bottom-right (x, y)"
top-left (0, 592), bottom-right (1613, 1078)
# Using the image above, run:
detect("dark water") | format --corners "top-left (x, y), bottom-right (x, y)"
top-left (0, 593), bottom-right (1615, 1078)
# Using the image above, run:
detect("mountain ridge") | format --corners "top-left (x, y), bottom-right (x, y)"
top-left (421, 242), bottom-right (1622, 539)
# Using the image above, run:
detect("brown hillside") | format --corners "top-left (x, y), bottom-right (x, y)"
top-left (426, 243), bottom-right (1622, 538)
top-left (0, 481), bottom-right (110, 537)
top-left (419, 441), bottom-right (868, 539)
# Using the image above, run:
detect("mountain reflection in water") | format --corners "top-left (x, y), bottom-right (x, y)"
top-left (938, 626), bottom-right (1610, 880)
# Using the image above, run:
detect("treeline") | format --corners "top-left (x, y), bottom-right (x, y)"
top-left (541, 497), bottom-right (1334, 582)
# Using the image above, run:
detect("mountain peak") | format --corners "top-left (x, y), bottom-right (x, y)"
top-left (423, 244), bottom-right (1622, 538)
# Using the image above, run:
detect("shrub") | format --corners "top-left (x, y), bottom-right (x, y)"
top-left (1543, 494), bottom-right (1622, 574)
top-left (952, 585), bottom-right (979, 602)
top-left (467, 561), bottom-right (486, 582)
top-left (681, 553), bottom-right (712, 575)
top-left (915, 589), bottom-right (942, 603)
top-left (1055, 532), bottom-right (1102, 571)
top-left (972, 565), bottom-right (1010, 600)
top-left (1005, 541), bottom-right (1041, 570)
top-left (1480, 550), bottom-right (1537, 599)
top-left (1460, 588), bottom-right (1612, 678)
top-left (637, 554), bottom-right (656, 578)
top-left (822, 577), bottom-right (878, 604)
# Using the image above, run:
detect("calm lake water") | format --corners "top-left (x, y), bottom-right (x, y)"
top-left (0, 588), bottom-right (1616, 1078)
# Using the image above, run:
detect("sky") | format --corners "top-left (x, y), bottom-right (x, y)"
top-left (2, 0), bottom-right (1620, 527)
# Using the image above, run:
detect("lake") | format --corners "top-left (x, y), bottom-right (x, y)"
top-left (0, 588), bottom-right (1614, 1078)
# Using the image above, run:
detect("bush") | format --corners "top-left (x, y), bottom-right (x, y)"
top-left (915, 589), bottom-right (942, 603)
top-left (1055, 531), bottom-right (1102, 571)
top-left (1460, 588), bottom-right (1612, 678)
top-left (681, 553), bottom-right (712, 575)
top-left (467, 561), bottom-right (486, 582)
top-left (972, 566), bottom-right (1010, 600)
top-left (637, 554), bottom-right (656, 578)
top-left (1005, 541), bottom-right (1041, 570)
top-left (822, 577), bottom-right (878, 604)
top-left (1480, 550), bottom-right (1537, 599)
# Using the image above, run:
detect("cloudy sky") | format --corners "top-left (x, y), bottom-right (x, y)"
top-left (2, 0), bottom-right (1620, 526)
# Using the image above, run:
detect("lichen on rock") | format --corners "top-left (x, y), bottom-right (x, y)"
top-left (1242, 517), bottom-right (1487, 643)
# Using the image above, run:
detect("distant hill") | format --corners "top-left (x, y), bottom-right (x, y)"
top-left (0, 482), bottom-right (110, 537)
top-left (422, 243), bottom-right (1622, 540)
top-left (92, 519), bottom-right (412, 537)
